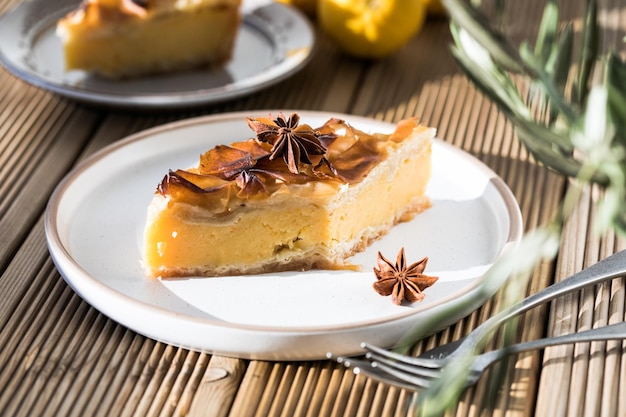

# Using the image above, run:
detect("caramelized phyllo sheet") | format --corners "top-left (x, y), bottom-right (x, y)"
top-left (59, 0), bottom-right (240, 26)
top-left (157, 115), bottom-right (423, 215)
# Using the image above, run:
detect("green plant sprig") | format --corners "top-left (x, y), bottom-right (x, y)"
top-left (406, 0), bottom-right (626, 415)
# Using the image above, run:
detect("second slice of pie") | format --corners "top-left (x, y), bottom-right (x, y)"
top-left (56, 0), bottom-right (242, 79)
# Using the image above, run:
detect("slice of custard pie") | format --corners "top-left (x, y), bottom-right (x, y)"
top-left (56, 0), bottom-right (241, 79)
top-left (143, 113), bottom-right (435, 278)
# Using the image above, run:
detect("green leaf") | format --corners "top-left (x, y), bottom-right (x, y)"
top-left (574, 0), bottom-right (599, 104)
top-left (535, 0), bottom-right (559, 66)
top-left (546, 23), bottom-right (574, 123)
top-left (449, 24), bottom-right (529, 120)
top-left (606, 53), bottom-right (626, 142)
top-left (546, 23), bottom-right (574, 90)
top-left (519, 44), bottom-right (577, 123)
top-left (442, 0), bottom-right (522, 72)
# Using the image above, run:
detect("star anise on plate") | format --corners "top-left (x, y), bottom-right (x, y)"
top-left (373, 248), bottom-right (438, 305)
top-left (246, 113), bottom-right (329, 174)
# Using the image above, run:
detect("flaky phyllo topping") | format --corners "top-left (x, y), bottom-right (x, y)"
top-left (61, 0), bottom-right (227, 24)
top-left (157, 113), bottom-right (419, 213)
top-left (62, 0), bottom-right (149, 23)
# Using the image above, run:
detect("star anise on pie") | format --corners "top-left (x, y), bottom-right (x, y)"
top-left (246, 113), bottom-right (330, 174)
top-left (373, 248), bottom-right (438, 305)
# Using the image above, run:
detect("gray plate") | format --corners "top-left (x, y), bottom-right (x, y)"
top-left (0, 0), bottom-right (315, 108)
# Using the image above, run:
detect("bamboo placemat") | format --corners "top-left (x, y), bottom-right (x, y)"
top-left (1, 0), bottom-right (625, 416)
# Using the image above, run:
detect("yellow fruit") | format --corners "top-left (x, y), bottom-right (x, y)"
top-left (275, 0), bottom-right (317, 17)
top-left (317, 0), bottom-right (427, 59)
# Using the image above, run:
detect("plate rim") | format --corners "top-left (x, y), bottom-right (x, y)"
top-left (0, 0), bottom-right (315, 108)
top-left (45, 110), bottom-right (523, 331)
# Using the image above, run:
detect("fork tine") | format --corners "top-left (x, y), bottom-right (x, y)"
top-left (366, 352), bottom-right (442, 379)
top-left (330, 354), bottom-right (418, 390)
top-left (330, 354), bottom-right (431, 391)
top-left (361, 342), bottom-right (446, 369)
top-left (369, 359), bottom-right (437, 389)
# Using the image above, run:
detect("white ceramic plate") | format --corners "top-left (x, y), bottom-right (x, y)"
top-left (45, 111), bottom-right (523, 360)
top-left (0, 0), bottom-right (314, 108)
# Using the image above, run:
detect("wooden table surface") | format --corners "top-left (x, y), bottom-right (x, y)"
top-left (1, 0), bottom-right (625, 416)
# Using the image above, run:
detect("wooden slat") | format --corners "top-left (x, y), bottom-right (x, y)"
top-left (186, 355), bottom-right (246, 417)
top-left (0, 104), bottom-right (100, 265)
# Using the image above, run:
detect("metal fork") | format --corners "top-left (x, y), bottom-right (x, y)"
top-left (334, 321), bottom-right (626, 390)
top-left (328, 249), bottom-right (626, 382)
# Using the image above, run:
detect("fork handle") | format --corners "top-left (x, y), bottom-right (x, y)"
top-left (464, 249), bottom-right (626, 350)
top-left (485, 321), bottom-right (626, 361)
